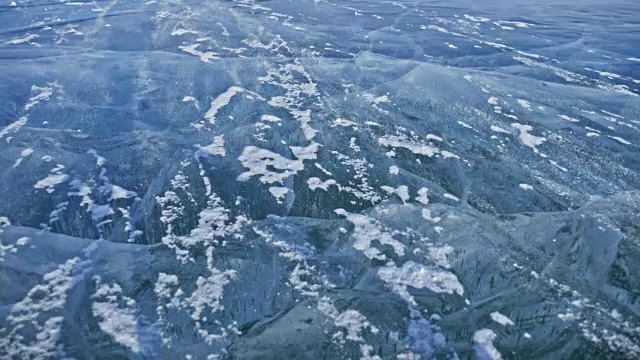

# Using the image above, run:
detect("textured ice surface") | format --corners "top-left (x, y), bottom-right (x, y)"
top-left (1, 0), bottom-right (640, 359)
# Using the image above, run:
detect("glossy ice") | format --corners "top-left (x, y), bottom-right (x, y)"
top-left (1, 0), bottom-right (639, 359)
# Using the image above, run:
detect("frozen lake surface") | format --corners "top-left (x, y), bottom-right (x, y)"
top-left (1, 0), bottom-right (640, 358)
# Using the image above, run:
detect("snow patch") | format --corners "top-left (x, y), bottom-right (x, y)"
top-left (5, 34), bottom-right (39, 45)
top-left (559, 114), bottom-right (579, 123)
top-left (307, 177), bottom-right (337, 191)
top-left (13, 147), bottom-right (34, 167)
top-left (205, 87), bottom-right (245, 125)
top-left (490, 125), bottom-right (510, 134)
top-left (511, 123), bottom-right (546, 153)
top-left (332, 118), bottom-right (358, 128)
top-left (25, 85), bottom-right (54, 111)
top-left (171, 28), bottom-right (198, 36)
top-left (0, 116), bottom-right (28, 141)
top-left (443, 193), bottom-right (459, 201)
top-left (378, 135), bottom-right (439, 157)
top-left (91, 278), bottom-right (151, 353)
top-left (490, 311), bottom-right (515, 326)
top-left (0, 255), bottom-right (91, 359)
top-left (34, 174), bottom-right (69, 193)
top-left (608, 136), bottom-right (632, 145)
top-left (381, 185), bottom-right (410, 203)
top-left (378, 261), bottom-right (464, 306)
top-left (519, 183), bottom-right (534, 191)
top-left (268, 186), bottom-right (290, 203)
top-left (335, 209), bottom-right (405, 261)
top-left (179, 43), bottom-right (218, 63)
top-left (415, 187), bottom-right (430, 205)
top-left (517, 99), bottom-right (531, 110)
top-left (473, 329), bottom-right (503, 360)
top-left (196, 135), bottom-right (226, 157)
top-left (261, 114), bottom-right (282, 124)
